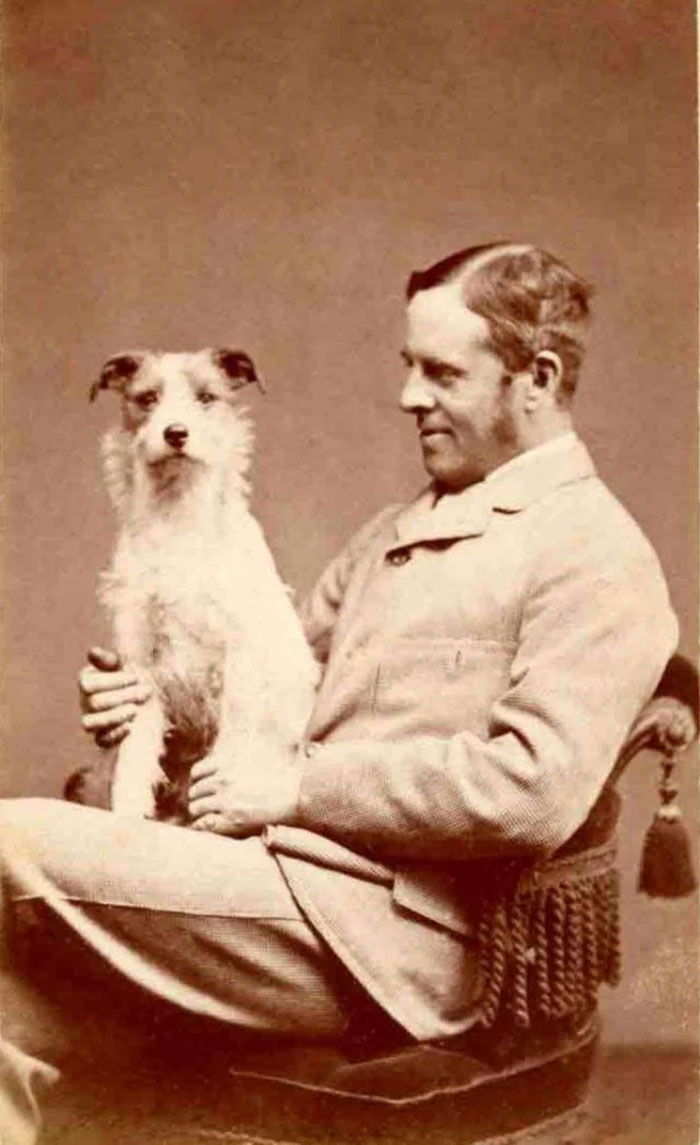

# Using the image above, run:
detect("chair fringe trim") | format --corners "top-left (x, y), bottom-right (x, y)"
top-left (475, 841), bottom-right (620, 1029)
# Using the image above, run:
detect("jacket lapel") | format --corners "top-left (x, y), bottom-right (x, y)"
top-left (391, 483), bottom-right (493, 550)
top-left (387, 437), bottom-right (596, 553)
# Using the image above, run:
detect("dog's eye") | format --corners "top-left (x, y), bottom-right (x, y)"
top-left (197, 391), bottom-right (218, 406)
top-left (134, 391), bottom-right (159, 410)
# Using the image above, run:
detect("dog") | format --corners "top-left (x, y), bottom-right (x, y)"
top-left (70, 348), bottom-right (319, 822)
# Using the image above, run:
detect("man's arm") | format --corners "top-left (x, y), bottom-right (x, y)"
top-left (299, 505), bottom-right (400, 662)
top-left (295, 536), bottom-right (678, 861)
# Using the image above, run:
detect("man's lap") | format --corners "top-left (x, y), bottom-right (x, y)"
top-left (0, 798), bottom-right (302, 917)
top-left (0, 798), bottom-right (353, 1048)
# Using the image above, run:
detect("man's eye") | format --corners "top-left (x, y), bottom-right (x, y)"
top-left (197, 391), bottom-right (218, 406)
top-left (426, 368), bottom-right (456, 386)
top-left (134, 391), bottom-right (158, 409)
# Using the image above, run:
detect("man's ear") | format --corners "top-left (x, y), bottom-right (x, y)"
top-left (212, 349), bottom-right (266, 394)
top-left (89, 353), bottom-right (144, 402)
top-left (524, 351), bottom-right (563, 409)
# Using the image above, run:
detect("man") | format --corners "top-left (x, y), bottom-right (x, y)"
top-left (0, 242), bottom-right (677, 1141)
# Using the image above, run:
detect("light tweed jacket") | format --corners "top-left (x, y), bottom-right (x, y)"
top-left (264, 436), bottom-right (678, 1040)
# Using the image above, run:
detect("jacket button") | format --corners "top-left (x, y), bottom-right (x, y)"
top-left (386, 549), bottom-right (411, 566)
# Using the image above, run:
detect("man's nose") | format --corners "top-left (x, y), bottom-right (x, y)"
top-left (400, 369), bottom-right (436, 413)
top-left (163, 423), bottom-right (189, 449)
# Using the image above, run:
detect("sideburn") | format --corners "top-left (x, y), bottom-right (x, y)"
top-left (494, 374), bottom-right (519, 447)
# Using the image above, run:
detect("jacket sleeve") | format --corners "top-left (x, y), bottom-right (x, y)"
top-left (299, 505), bottom-right (400, 667)
top-left (296, 528), bottom-right (678, 861)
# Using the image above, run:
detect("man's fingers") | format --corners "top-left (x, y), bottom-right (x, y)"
top-left (188, 793), bottom-right (221, 818)
top-left (79, 668), bottom-right (143, 691)
top-left (79, 668), bottom-right (143, 696)
top-left (86, 684), bottom-right (152, 713)
top-left (188, 777), bottom-right (218, 802)
top-left (189, 758), bottom-right (219, 782)
top-left (87, 647), bottom-right (123, 671)
top-left (190, 813), bottom-right (245, 837)
top-left (191, 814), bottom-right (223, 833)
top-left (81, 704), bottom-right (139, 733)
top-left (191, 814), bottom-right (251, 838)
top-left (95, 725), bottom-right (130, 749)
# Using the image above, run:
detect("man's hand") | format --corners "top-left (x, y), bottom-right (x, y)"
top-left (188, 752), bottom-right (301, 836)
top-left (79, 647), bottom-right (152, 749)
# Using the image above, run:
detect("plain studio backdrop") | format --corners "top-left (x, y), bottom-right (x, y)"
top-left (2, 0), bottom-right (697, 1064)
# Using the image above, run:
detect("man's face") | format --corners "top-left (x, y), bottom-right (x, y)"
top-left (401, 283), bottom-right (523, 491)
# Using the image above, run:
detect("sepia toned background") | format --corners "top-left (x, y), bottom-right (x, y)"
top-left (2, 0), bottom-right (696, 1080)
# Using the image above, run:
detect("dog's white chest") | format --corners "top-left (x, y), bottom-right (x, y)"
top-left (106, 532), bottom-right (229, 656)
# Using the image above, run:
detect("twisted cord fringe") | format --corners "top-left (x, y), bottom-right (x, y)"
top-left (475, 843), bottom-right (620, 1029)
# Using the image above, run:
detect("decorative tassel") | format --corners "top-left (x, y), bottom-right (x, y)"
top-left (638, 757), bottom-right (697, 898)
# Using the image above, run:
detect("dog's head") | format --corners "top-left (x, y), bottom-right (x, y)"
top-left (91, 349), bottom-right (263, 493)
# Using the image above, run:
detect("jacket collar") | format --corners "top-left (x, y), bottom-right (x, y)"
top-left (389, 435), bottom-right (596, 551)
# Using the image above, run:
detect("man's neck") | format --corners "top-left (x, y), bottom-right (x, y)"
top-left (484, 429), bottom-right (578, 484)
top-left (433, 429), bottom-right (578, 502)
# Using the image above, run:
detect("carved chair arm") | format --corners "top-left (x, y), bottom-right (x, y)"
top-left (609, 654), bottom-right (699, 786)
top-left (558, 654), bottom-right (698, 861)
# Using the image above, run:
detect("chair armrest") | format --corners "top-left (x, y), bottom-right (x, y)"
top-left (558, 655), bottom-right (698, 859)
top-left (609, 654), bottom-right (698, 786)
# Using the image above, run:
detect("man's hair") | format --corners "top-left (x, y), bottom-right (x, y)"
top-left (406, 242), bottom-right (593, 399)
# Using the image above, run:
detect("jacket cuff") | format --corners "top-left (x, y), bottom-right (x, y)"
top-left (296, 740), bottom-right (352, 834)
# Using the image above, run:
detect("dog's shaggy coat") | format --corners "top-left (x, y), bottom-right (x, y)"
top-left (82, 348), bottom-right (318, 820)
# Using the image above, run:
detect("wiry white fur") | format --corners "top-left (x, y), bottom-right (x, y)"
top-left (98, 350), bottom-right (319, 819)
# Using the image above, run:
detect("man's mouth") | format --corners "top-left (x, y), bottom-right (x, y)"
top-left (419, 425), bottom-right (452, 440)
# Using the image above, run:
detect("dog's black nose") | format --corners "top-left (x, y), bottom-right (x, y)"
top-left (164, 424), bottom-right (189, 449)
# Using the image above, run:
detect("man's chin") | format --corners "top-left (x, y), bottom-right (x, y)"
top-left (421, 453), bottom-right (483, 493)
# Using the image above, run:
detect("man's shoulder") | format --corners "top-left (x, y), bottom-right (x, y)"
top-left (353, 502), bottom-right (405, 543)
top-left (533, 470), bottom-right (665, 577)
top-left (334, 502), bottom-right (405, 567)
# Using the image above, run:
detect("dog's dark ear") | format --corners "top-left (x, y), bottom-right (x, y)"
top-left (212, 349), bottom-right (266, 394)
top-left (89, 353), bottom-right (144, 402)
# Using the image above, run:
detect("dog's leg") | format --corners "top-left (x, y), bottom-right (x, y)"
top-left (106, 587), bottom-right (168, 816)
top-left (111, 693), bottom-right (167, 817)
top-left (195, 642), bottom-right (269, 777)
